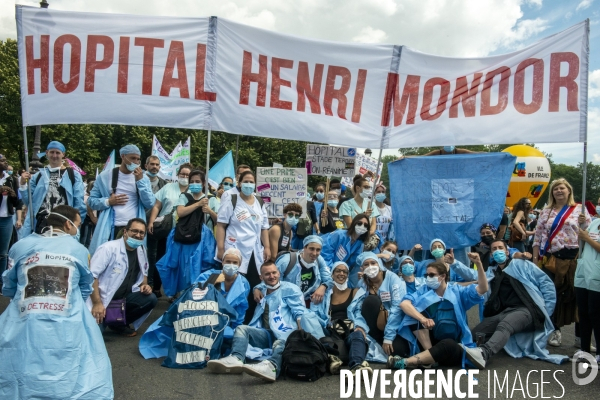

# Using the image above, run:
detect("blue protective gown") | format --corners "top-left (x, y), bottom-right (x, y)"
top-left (19, 167), bottom-right (87, 238)
top-left (157, 225), bottom-right (217, 297)
top-left (347, 266), bottom-right (407, 361)
top-left (87, 168), bottom-right (155, 254)
top-left (0, 232), bottom-right (113, 399)
top-left (451, 259), bottom-right (568, 364)
top-left (258, 253), bottom-right (333, 300)
top-left (395, 283), bottom-right (484, 356)
top-left (249, 281), bottom-right (325, 340)
top-left (139, 271), bottom-right (249, 360)
top-left (320, 230), bottom-right (377, 288)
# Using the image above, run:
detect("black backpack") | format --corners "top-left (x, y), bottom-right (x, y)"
top-left (174, 193), bottom-right (204, 244)
top-left (275, 251), bottom-right (298, 279)
top-left (281, 330), bottom-right (328, 382)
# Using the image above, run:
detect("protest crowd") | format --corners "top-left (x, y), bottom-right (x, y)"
top-left (0, 139), bottom-right (599, 399)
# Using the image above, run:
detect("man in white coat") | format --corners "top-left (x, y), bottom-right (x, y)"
top-left (88, 218), bottom-right (157, 337)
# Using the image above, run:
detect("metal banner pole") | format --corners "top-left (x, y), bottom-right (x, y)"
top-left (22, 126), bottom-right (35, 233)
top-left (205, 129), bottom-right (211, 195)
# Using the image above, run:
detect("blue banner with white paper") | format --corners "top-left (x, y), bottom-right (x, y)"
top-left (388, 153), bottom-right (516, 250)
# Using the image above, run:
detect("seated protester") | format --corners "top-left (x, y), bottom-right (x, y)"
top-left (347, 252), bottom-right (410, 368)
top-left (268, 203), bottom-right (302, 260)
top-left (311, 262), bottom-right (369, 374)
top-left (378, 240), bottom-right (400, 273)
top-left (317, 189), bottom-right (344, 235)
top-left (472, 223), bottom-right (530, 271)
top-left (196, 248), bottom-right (250, 332)
top-left (451, 239), bottom-right (567, 365)
top-left (398, 256), bottom-right (426, 295)
top-left (206, 261), bottom-right (325, 382)
top-left (388, 256), bottom-right (487, 370)
top-left (256, 235), bottom-right (333, 306)
top-left (414, 239), bottom-right (467, 282)
top-left (139, 248), bottom-right (249, 360)
top-left (321, 213), bottom-right (374, 288)
top-left (0, 205), bottom-right (113, 399)
top-left (157, 170), bottom-right (216, 298)
top-left (89, 218), bottom-right (158, 337)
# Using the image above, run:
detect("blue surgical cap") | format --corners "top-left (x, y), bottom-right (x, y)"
top-left (398, 255), bottom-right (414, 266)
top-left (332, 261), bottom-right (349, 273)
top-left (46, 141), bottom-right (65, 153)
top-left (356, 251), bottom-right (384, 271)
top-left (303, 235), bottom-right (323, 247)
top-left (119, 144), bottom-right (141, 156)
top-left (429, 238), bottom-right (446, 251)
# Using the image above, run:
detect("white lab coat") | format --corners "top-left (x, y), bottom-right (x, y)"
top-left (86, 238), bottom-right (150, 329)
top-left (216, 194), bottom-right (269, 274)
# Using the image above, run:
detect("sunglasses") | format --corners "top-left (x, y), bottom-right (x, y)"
top-left (355, 222), bottom-right (368, 227)
top-left (424, 273), bottom-right (439, 278)
top-left (287, 212), bottom-right (301, 218)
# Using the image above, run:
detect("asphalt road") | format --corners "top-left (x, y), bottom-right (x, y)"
top-left (1, 294), bottom-right (598, 399)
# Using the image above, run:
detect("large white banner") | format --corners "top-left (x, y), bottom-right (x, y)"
top-left (16, 6), bottom-right (589, 148)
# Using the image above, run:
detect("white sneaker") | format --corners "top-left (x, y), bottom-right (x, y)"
top-left (329, 355), bottom-right (343, 375)
top-left (243, 360), bottom-right (277, 382)
top-left (548, 330), bottom-right (562, 347)
top-left (206, 355), bottom-right (244, 374)
top-left (460, 344), bottom-right (486, 369)
top-left (574, 337), bottom-right (597, 352)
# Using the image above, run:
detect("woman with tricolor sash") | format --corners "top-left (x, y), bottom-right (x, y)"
top-left (532, 178), bottom-right (591, 349)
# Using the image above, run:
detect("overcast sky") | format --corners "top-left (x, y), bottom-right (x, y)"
top-left (1, 0), bottom-right (598, 165)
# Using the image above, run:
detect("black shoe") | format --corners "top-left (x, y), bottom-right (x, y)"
top-left (108, 325), bottom-right (137, 337)
top-left (153, 290), bottom-right (163, 298)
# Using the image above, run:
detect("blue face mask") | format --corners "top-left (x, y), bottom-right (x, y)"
top-left (375, 193), bottom-right (386, 203)
top-left (241, 183), bottom-right (255, 196)
top-left (7, 170), bottom-right (13, 175)
top-left (223, 264), bottom-right (239, 276)
top-left (286, 216), bottom-right (299, 227)
top-left (492, 250), bottom-right (507, 264)
top-left (597, 206), bottom-right (600, 215)
top-left (426, 276), bottom-right (441, 290)
top-left (402, 264), bottom-right (415, 276)
top-left (316, 192), bottom-right (325, 200)
top-left (443, 146), bottom-right (455, 153)
top-left (126, 237), bottom-right (144, 249)
top-left (223, 182), bottom-right (233, 190)
top-left (126, 162), bottom-right (139, 172)
top-left (528, 213), bottom-right (535, 220)
top-left (146, 171), bottom-right (158, 177)
top-left (327, 200), bottom-right (338, 207)
top-left (189, 183), bottom-right (203, 193)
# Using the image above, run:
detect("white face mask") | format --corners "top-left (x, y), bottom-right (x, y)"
top-left (355, 225), bottom-right (368, 235)
top-left (334, 281), bottom-right (348, 291)
top-left (47, 166), bottom-right (61, 173)
top-left (178, 178), bottom-right (189, 186)
top-left (363, 265), bottom-right (379, 279)
top-left (265, 282), bottom-right (281, 290)
top-left (360, 190), bottom-right (372, 199)
top-left (382, 250), bottom-right (394, 260)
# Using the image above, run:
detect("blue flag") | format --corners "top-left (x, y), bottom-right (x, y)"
top-left (388, 153), bottom-right (516, 249)
top-left (208, 150), bottom-right (235, 189)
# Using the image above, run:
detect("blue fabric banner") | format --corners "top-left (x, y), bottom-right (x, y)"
top-left (208, 150), bottom-right (235, 189)
top-left (388, 153), bottom-right (516, 250)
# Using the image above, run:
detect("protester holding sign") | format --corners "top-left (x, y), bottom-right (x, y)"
top-left (268, 203), bottom-right (302, 258)
top-left (19, 141), bottom-right (86, 237)
top-left (532, 178), bottom-right (591, 348)
top-left (339, 177), bottom-right (379, 235)
top-left (216, 170), bottom-right (270, 323)
top-left (0, 205), bottom-right (113, 399)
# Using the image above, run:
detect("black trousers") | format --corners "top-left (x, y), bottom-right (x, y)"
top-left (575, 287), bottom-right (600, 353)
top-left (361, 294), bottom-right (410, 357)
top-left (407, 324), bottom-right (464, 366)
top-left (243, 253), bottom-right (261, 325)
top-left (124, 291), bottom-right (158, 324)
top-left (146, 234), bottom-right (166, 291)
